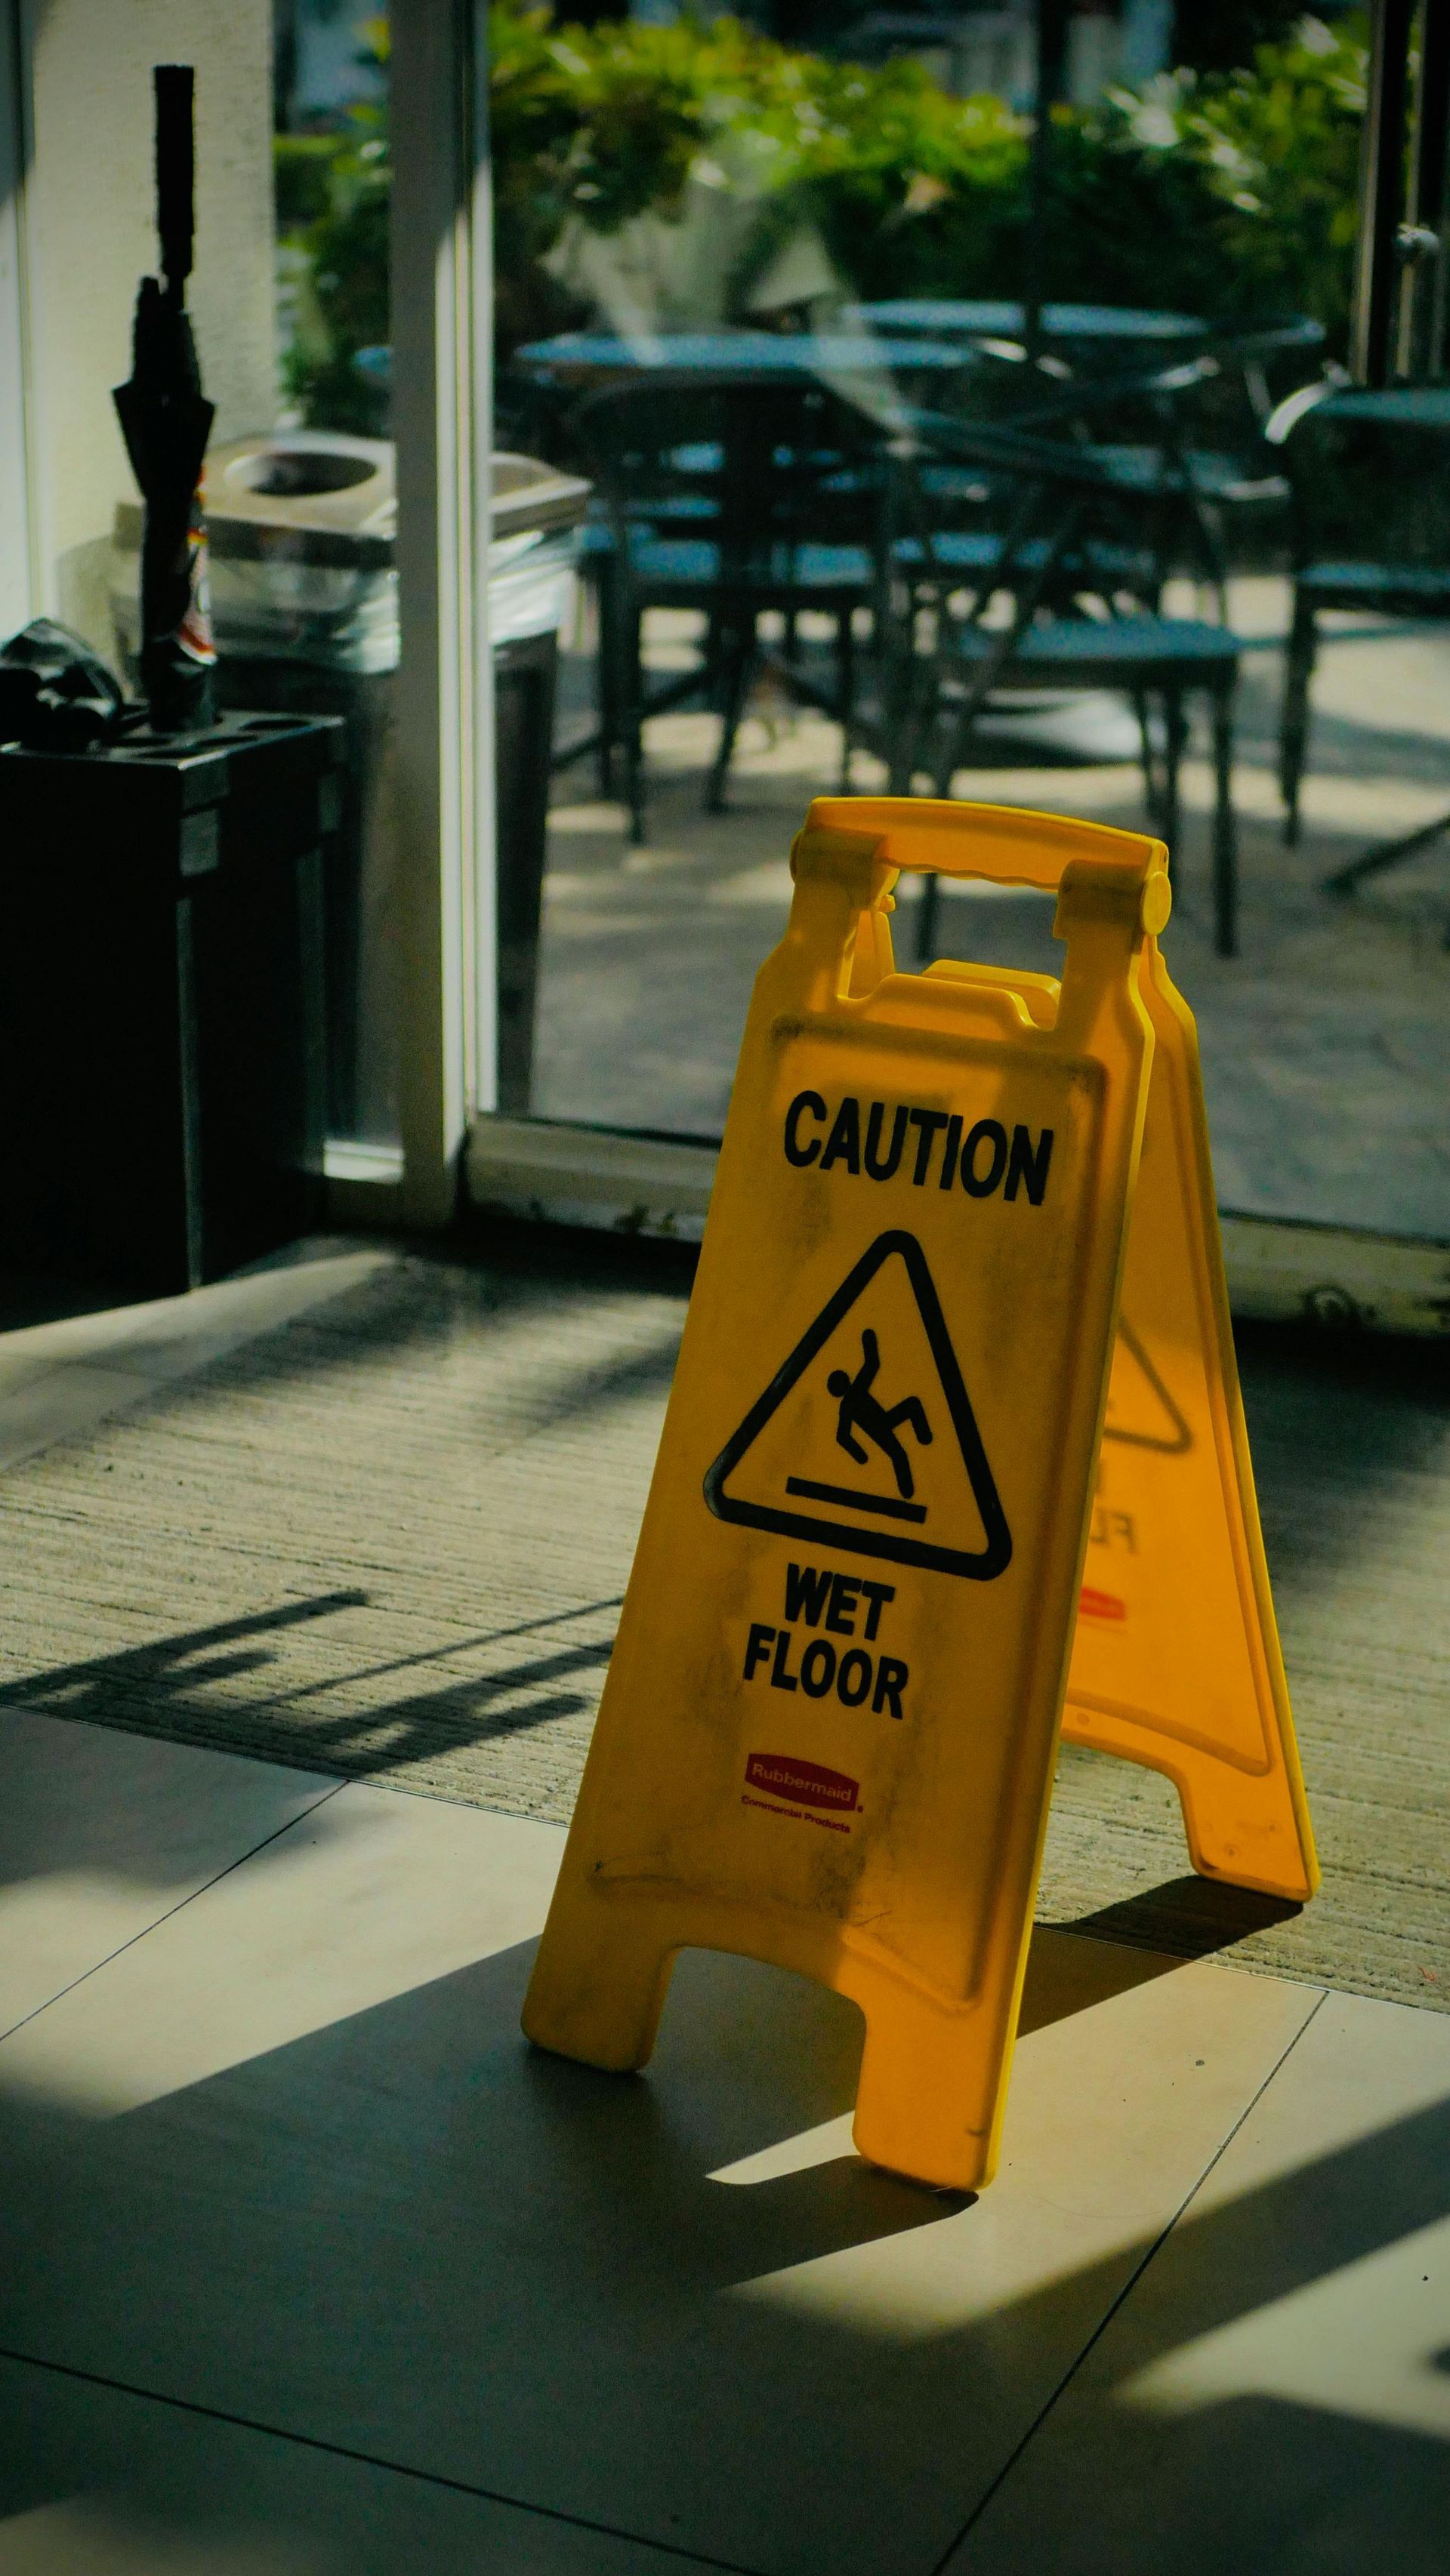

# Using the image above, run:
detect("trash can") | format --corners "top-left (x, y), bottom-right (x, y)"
top-left (489, 454), bottom-right (592, 1114)
top-left (112, 437), bottom-right (591, 1138)
top-left (113, 431), bottom-right (396, 1150)
top-left (0, 710), bottom-right (340, 1296)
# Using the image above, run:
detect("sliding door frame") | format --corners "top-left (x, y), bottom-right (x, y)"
top-left (0, 0), bottom-right (37, 637)
top-left (381, 0), bottom-right (495, 1227)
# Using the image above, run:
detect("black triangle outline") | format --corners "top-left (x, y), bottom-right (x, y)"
top-left (1103, 1317), bottom-right (1192, 1456)
top-left (703, 1229), bottom-right (1013, 1581)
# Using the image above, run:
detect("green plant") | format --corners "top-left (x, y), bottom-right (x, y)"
top-left (274, 7), bottom-right (1370, 429)
top-left (1075, 14), bottom-right (1367, 334)
top-left (275, 16), bottom-right (391, 434)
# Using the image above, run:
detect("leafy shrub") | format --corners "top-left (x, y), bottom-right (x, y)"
top-left (275, 18), bottom-right (392, 435)
top-left (276, 8), bottom-right (1367, 429)
top-left (1069, 15), bottom-right (1367, 334)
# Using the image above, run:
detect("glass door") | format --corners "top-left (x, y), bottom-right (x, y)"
top-left (255, 4), bottom-right (403, 1170)
top-left (477, 2), bottom-right (1450, 1317)
top-left (0, 0), bottom-right (32, 640)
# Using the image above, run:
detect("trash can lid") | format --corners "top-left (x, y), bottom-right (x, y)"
top-left (116, 431), bottom-right (396, 570)
top-left (114, 436), bottom-right (590, 565)
top-left (491, 452), bottom-right (592, 541)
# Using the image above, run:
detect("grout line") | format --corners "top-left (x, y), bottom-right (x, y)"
top-left (927, 1985), bottom-right (1331, 2576)
top-left (0, 2342), bottom-right (766, 2576)
top-left (0, 1779), bottom-right (349, 2052)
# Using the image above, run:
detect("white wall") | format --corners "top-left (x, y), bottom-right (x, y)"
top-left (18, 0), bottom-right (276, 649)
top-left (1, 0), bottom-right (33, 636)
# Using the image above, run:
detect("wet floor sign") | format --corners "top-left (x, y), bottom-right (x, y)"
top-left (522, 797), bottom-right (1318, 2192)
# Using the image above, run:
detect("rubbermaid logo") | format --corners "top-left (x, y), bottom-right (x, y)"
top-left (745, 1752), bottom-right (859, 1813)
top-left (1078, 1586), bottom-right (1127, 1622)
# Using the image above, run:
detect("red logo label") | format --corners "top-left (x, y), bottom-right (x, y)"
top-left (745, 1752), bottom-right (859, 1813)
top-left (1079, 1586), bottom-right (1127, 1622)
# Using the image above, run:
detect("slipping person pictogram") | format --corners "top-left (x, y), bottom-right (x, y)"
top-left (827, 1329), bottom-right (933, 1501)
top-left (705, 1229), bottom-right (1012, 1580)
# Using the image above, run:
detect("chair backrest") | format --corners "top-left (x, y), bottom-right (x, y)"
top-left (883, 414), bottom-right (1120, 636)
top-left (1199, 313), bottom-right (1327, 427)
top-left (1267, 385), bottom-right (1450, 572)
top-left (566, 376), bottom-right (891, 583)
top-left (995, 346), bottom-right (1281, 473)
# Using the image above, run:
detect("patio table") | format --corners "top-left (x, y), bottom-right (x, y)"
top-left (848, 306), bottom-right (1326, 391)
top-left (848, 299), bottom-right (1206, 349)
top-left (510, 330), bottom-right (977, 390)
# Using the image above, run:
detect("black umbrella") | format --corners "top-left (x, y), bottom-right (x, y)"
top-left (113, 64), bottom-right (216, 731)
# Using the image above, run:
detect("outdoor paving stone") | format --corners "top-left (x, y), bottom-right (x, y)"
top-left (536, 590), bottom-right (1450, 1239)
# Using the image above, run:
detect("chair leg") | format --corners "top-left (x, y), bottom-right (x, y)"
top-left (887, 727), bottom-right (915, 797)
top-left (880, 579), bottom-right (930, 795)
top-left (1211, 682), bottom-right (1238, 958)
top-left (837, 609), bottom-right (855, 791)
top-left (622, 605), bottom-right (646, 848)
top-left (1194, 500), bottom-right (1231, 627)
top-left (886, 642), bottom-right (921, 795)
top-left (1163, 689), bottom-right (1186, 856)
top-left (707, 620), bottom-right (754, 815)
top-left (1133, 689), bottom-right (1160, 832)
top-left (1280, 590), bottom-right (1316, 847)
top-left (915, 870), bottom-right (941, 966)
top-left (592, 558), bottom-right (618, 800)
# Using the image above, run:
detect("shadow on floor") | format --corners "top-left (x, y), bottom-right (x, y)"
top-left (1051, 1875), bottom-right (1305, 1965)
top-left (0, 1590), bottom-right (623, 1795)
top-left (0, 1923), bottom-right (1445, 2575)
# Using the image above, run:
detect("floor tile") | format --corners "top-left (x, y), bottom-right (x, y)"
top-left (0, 1707), bottom-right (338, 2038)
top-left (0, 1779), bottom-right (1317, 2576)
top-left (947, 1991), bottom-right (1450, 2574)
top-left (0, 2353), bottom-right (727, 2574)
top-left (65, 1249), bottom-right (396, 1388)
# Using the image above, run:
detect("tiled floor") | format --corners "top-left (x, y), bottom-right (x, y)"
top-left (0, 1249), bottom-right (1444, 2568)
top-left (1, 1704), bottom-right (1446, 2574)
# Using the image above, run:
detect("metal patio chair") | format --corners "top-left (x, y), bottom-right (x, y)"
top-left (872, 416), bottom-right (1243, 957)
top-left (565, 377), bottom-right (890, 842)
top-left (1266, 383), bottom-right (1450, 883)
top-left (963, 316), bottom-right (1324, 615)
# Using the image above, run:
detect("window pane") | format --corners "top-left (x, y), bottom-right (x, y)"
top-left (262, 2), bottom-right (400, 1161)
top-left (489, 4), bottom-right (1449, 1245)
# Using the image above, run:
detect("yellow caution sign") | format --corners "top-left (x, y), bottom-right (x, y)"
top-left (1061, 932), bottom-right (1318, 1892)
top-left (523, 797), bottom-right (1317, 2193)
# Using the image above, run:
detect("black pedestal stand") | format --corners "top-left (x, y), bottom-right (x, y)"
top-left (0, 712), bottom-right (341, 1297)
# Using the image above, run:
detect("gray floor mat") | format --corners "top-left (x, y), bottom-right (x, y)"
top-left (0, 1233), bottom-right (1445, 2011)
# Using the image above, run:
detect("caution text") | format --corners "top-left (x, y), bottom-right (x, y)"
top-left (784, 1092), bottom-right (1054, 1203)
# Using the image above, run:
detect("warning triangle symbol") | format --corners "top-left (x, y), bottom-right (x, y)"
top-left (704, 1230), bottom-right (1012, 1581)
top-left (1103, 1317), bottom-right (1192, 1456)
